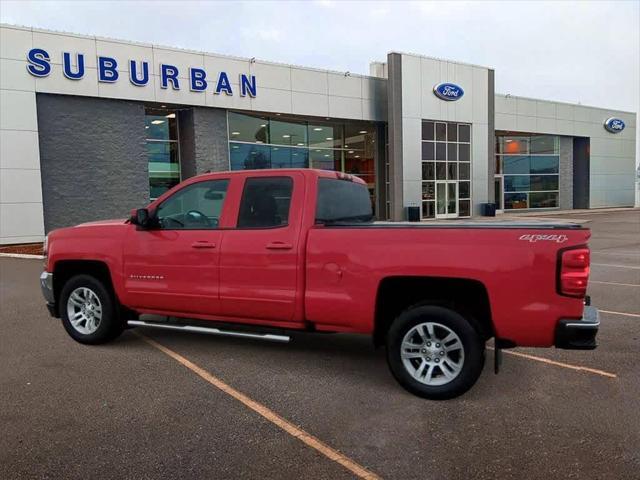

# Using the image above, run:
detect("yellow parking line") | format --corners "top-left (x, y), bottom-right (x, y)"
top-left (137, 333), bottom-right (381, 480)
top-left (488, 347), bottom-right (617, 378)
top-left (600, 309), bottom-right (640, 318)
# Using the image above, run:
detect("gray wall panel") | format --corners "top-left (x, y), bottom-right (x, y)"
top-left (192, 107), bottom-right (229, 174)
top-left (386, 53), bottom-right (404, 221)
top-left (573, 137), bottom-right (590, 209)
top-left (36, 94), bottom-right (148, 232)
top-left (559, 136), bottom-right (574, 210)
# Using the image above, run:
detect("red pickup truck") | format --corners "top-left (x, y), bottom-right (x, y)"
top-left (40, 169), bottom-right (598, 399)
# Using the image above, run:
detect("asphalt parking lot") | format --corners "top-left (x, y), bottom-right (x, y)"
top-left (1, 209), bottom-right (639, 479)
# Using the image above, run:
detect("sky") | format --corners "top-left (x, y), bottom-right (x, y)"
top-left (1, 0), bottom-right (638, 113)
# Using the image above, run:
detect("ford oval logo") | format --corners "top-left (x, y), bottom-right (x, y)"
top-left (433, 83), bottom-right (464, 101)
top-left (604, 117), bottom-right (625, 133)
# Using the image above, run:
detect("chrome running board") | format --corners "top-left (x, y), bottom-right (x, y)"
top-left (127, 320), bottom-right (290, 343)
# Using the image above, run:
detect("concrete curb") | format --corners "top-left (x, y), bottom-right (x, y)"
top-left (0, 253), bottom-right (45, 260)
top-left (506, 207), bottom-right (639, 217)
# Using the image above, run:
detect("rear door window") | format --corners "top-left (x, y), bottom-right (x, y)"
top-left (237, 177), bottom-right (293, 228)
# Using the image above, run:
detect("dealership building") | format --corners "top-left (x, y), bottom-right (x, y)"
top-left (0, 23), bottom-right (637, 244)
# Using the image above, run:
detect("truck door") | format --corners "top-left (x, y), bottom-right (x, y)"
top-left (219, 174), bottom-right (303, 323)
top-left (122, 178), bottom-right (230, 315)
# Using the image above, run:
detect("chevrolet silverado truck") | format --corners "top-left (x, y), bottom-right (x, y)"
top-left (40, 169), bottom-right (599, 399)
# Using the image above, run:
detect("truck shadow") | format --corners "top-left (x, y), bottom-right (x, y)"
top-left (115, 323), bottom-right (502, 400)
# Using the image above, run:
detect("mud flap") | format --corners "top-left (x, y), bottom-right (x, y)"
top-left (494, 343), bottom-right (502, 374)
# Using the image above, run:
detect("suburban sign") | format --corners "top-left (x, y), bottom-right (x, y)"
top-left (25, 48), bottom-right (257, 97)
top-left (603, 117), bottom-right (625, 134)
top-left (433, 82), bottom-right (464, 101)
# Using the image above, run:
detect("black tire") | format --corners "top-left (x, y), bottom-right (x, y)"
top-left (60, 274), bottom-right (123, 344)
top-left (386, 305), bottom-right (485, 400)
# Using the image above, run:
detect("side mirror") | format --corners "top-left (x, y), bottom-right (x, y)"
top-left (131, 208), bottom-right (153, 228)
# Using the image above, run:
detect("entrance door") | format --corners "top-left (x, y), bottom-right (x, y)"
top-left (435, 181), bottom-right (458, 218)
top-left (494, 176), bottom-right (504, 212)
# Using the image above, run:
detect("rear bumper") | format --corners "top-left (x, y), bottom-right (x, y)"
top-left (555, 305), bottom-right (599, 350)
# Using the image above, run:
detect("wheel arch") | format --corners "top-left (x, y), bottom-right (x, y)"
top-left (52, 260), bottom-right (117, 316)
top-left (373, 276), bottom-right (494, 347)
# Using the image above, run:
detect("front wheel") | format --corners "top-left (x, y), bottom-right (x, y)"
top-left (386, 305), bottom-right (485, 400)
top-left (60, 274), bottom-right (123, 344)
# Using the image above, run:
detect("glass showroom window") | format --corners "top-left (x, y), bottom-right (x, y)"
top-left (145, 108), bottom-right (181, 200)
top-left (421, 121), bottom-right (471, 218)
top-left (495, 134), bottom-right (559, 209)
top-left (228, 111), bottom-right (377, 207)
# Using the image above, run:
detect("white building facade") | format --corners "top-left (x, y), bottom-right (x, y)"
top-left (0, 24), bottom-right (637, 244)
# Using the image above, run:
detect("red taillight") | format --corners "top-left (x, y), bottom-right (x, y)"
top-left (558, 247), bottom-right (590, 297)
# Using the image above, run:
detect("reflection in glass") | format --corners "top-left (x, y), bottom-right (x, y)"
top-left (309, 122), bottom-right (342, 149)
top-left (146, 109), bottom-right (180, 200)
top-left (459, 181), bottom-right (470, 199)
top-left (504, 192), bottom-right (528, 209)
top-left (458, 143), bottom-right (470, 162)
top-left (422, 122), bottom-right (434, 141)
top-left (529, 175), bottom-right (559, 191)
top-left (436, 123), bottom-right (447, 141)
top-left (447, 183), bottom-right (457, 215)
top-left (309, 148), bottom-right (340, 171)
top-left (458, 124), bottom-right (471, 143)
top-left (422, 201), bottom-right (435, 218)
top-left (530, 156), bottom-right (559, 174)
top-left (530, 135), bottom-right (559, 154)
top-left (436, 162), bottom-right (446, 180)
top-left (530, 192), bottom-right (558, 208)
top-left (447, 143), bottom-right (457, 161)
top-left (447, 162), bottom-right (457, 180)
top-left (503, 156), bottom-right (530, 175)
top-left (422, 142), bottom-right (435, 160)
top-left (271, 119), bottom-right (307, 146)
top-left (228, 112), bottom-right (269, 143)
top-left (230, 143), bottom-right (272, 170)
top-left (422, 162), bottom-right (435, 180)
top-left (271, 146), bottom-right (309, 169)
top-left (459, 199), bottom-right (470, 217)
top-left (436, 183), bottom-right (446, 214)
top-left (459, 163), bottom-right (470, 180)
top-left (504, 175), bottom-right (530, 192)
top-left (436, 142), bottom-right (446, 160)
top-left (447, 122), bottom-right (458, 142)
top-left (422, 182), bottom-right (435, 200)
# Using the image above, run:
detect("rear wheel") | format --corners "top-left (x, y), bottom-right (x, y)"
top-left (60, 274), bottom-right (123, 344)
top-left (386, 305), bottom-right (485, 400)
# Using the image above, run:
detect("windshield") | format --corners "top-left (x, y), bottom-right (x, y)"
top-left (316, 178), bottom-right (373, 224)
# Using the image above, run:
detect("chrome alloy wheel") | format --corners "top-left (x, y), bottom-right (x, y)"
top-left (400, 322), bottom-right (465, 386)
top-left (66, 287), bottom-right (102, 335)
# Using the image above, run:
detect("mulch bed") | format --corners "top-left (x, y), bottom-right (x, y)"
top-left (0, 243), bottom-right (44, 255)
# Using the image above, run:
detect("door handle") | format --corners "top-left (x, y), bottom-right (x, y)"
top-left (191, 241), bottom-right (216, 249)
top-left (265, 242), bottom-right (293, 250)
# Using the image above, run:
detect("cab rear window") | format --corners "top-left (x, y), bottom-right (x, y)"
top-left (316, 178), bottom-right (373, 224)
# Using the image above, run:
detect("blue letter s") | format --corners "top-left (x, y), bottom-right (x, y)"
top-left (26, 48), bottom-right (51, 77)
